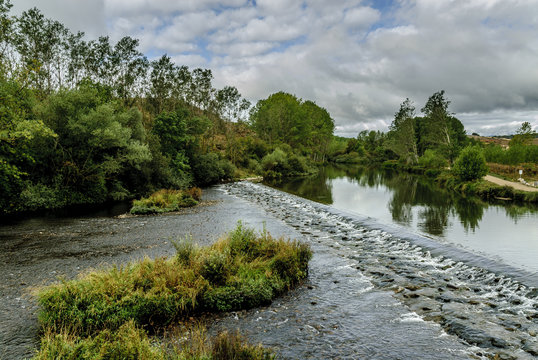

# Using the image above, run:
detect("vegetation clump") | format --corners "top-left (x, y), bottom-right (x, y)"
top-left (34, 223), bottom-right (311, 358)
top-left (452, 146), bottom-right (488, 181)
top-left (35, 321), bottom-right (275, 360)
top-left (130, 188), bottom-right (202, 215)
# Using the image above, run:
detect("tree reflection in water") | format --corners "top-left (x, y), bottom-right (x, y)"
top-left (267, 165), bottom-right (537, 238)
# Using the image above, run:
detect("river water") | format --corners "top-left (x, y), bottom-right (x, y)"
top-left (266, 165), bottom-right (538, 280)
top-left (1, 173), bottom-right (537, 359)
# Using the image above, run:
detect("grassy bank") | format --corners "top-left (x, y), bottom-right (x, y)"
top-left (436, 173), bottom-right (538, 203)
top-left (130, 188), bottom-right (202, 215)
top-left (34, 223), bottom-right (311, 359)
top-left (382, 160), bottom-right (538, 203)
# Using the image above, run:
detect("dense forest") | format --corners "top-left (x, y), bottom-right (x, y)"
top-left (0, 1), bottom-right (334, 215)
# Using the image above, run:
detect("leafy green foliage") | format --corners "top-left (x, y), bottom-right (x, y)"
top-left (34, 320), bottom-right (275, 360)
top-left (510, 121), bottom-right (536, 146)
top-left (418, 150), bottom-right (447, 169)
top-left (250, 92), bottom-right (334, 161)
top-left (261, 148), bottom-right (311, 179)
top-left (192, 153), bottom-right (237, 186)
top-left (387, 98), bottom-right (418, 164)
top-left (1, 1), bottom-right (334, 215)
top-left (452, 146), bottom-right (488, 181)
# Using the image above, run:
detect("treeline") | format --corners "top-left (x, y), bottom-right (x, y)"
top-left (331, 90), bottom-right (537, 177)
top-left (0, 0), bottom-right (335, 215)
top-left (330, 91), bottom-right (468, 167)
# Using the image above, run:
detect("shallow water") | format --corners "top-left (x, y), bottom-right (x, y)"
top-left (1, 183), bottom-right (536, 359)
top-left (223, 181), bottom-right (538, 359)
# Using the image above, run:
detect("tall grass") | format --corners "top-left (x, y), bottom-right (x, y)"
top-left (35, 321), bottom-right (275, 359)
top-left (34, 223), bottom-right (310, 359)
top-left (130, 188), bottom-right (202, 215)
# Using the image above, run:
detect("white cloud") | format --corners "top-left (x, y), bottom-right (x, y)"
top-left (10, 0), bottom-right (538, 135)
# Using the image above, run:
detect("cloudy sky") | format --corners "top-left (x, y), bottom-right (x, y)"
top-left (11, 0), bottom-right (538, 136)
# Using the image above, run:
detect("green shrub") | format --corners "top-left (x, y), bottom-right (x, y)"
top-left (219, 158), bottom-right (237, 180)
top-left (261, 148), bottom-right (288, 179)
top-left (130, 189), bottom-right (199, 215)
top-left (452, 146), bottom-right (488, 181)
top-left (211, 331), bottom-right (275, 360)
top-left (173, 237), bottom-right (196, 266)
top-left (261, 148), bottom-right (312, 179)
top-left (200, 251), bottom-right (229, 286)
top-left (247, 158), bottom-right (262, 174)
top-left (34, 321), bottom-right (275, 360)
top-left (192, 153), bottom-right (236, 186)
top-left (418, 149), bottom-right (447, 169)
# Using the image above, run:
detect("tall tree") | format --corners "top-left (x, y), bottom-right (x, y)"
top-left (302, 100), bottom-right (334, 162)
top-left (110, 36), bottom-right (148, 104)
top-left (148, 54), bottom-right (176, 114)
top-left (0, 0), bottom-right (13, 71)
top-left (420, 90), bottom-right (465, 163)
top-left (387, 98), bottom-right (418, 164)
top-left (188, 68), bottom-right (214, 111)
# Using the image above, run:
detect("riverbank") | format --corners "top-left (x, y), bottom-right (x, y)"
top-left (1, 185), bottom-right (480, 359)
top-left (484, 175), bottom-right (538, 192)
top-left (382, 161), bottom-right (538, 203)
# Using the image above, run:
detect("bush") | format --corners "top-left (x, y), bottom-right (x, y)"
top-left (261, 148), bottom-right (311, 179)
top-left (212, 331), bottom-right (275, 360)
top-left (418, 149), bottom-right (448, 169)
top-left (452, 146), bottom-right (488, 182)
top-left (192, 153), bottom-right (237, 186)
top-left (130, 188), bottom-right (200, 215)
top-left (34, 321), bottom-right (275, 360)
top-left (34, 321), bottom-right (166, 360)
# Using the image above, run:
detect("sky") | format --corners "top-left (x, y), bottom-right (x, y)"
top-left (11, 0), bottom-right (538, 137)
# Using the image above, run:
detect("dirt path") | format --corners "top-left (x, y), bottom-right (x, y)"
top-left (484, 175), bottom-right (538, 192)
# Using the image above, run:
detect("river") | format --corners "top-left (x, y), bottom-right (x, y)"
top-left (266, 165), bottom-right (538, 281)
top-left (1, 170), bottom-right (537, 359)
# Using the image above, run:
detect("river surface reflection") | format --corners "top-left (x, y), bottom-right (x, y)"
top-left (266, 165), bottom-right (538, 275)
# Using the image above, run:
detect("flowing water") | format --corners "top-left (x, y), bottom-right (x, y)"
top-left (219, 176), bottom-right (538, 359)
top-left (1, 171), bottom-right (537, 359)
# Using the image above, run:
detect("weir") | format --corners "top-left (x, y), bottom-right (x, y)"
top-left (223, 181), bottom-right (538, 359)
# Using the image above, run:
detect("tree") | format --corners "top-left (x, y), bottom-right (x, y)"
top-left (110, 36), bottom-right (148, 104)
top-left (0, 0), bottom-right (13, 72)
top-left (15, 8), bottom-right (72, 93)
top-left (510, 121), bottom-right (536, 146)
top-left (452, 146), bottom-right (488, 181)
top-left (188, 68), bottom-right (214, 111)
top-left (419, 90), bottom-right (466, 163)
top-left (250, 92), bottom-right (305, 147)
top-left (148, 54), bottom-right (175, 114)
top-left (0, 74), bottom-right (57, 212)
top-left (387, 98), bottom-right (418, 164)
top-left (302, 100), bottom-right (334, 162)
top-left (250, 92), bottom-right (334, 155)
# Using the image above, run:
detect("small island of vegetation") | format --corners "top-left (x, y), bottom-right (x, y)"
top-left (34, 223), bottom-right (311, 359)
